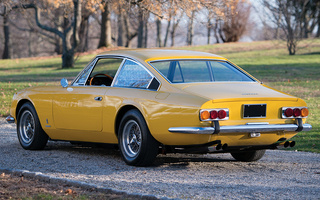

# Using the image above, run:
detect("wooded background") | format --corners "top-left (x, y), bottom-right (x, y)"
top-left (1, 0), bottom-right (320, 68)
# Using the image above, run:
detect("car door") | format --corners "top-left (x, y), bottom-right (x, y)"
top-left (53, 57), bottom-right (124, 132)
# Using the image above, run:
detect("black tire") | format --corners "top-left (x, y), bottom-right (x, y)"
top-left (231, 150), bottom-right (266, 162)
top-left (17, 102), bottom-right (48, 150)
top-left (118, 109), bottom-right (159, 166)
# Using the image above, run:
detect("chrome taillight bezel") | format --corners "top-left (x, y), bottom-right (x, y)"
top-left (199, 108), bottom-right (229, 121)
top-left (281, 107), bottom-right (308, 118)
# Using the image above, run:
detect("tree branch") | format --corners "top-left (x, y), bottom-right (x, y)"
top-left (14, 4), bottom-right (65, 39)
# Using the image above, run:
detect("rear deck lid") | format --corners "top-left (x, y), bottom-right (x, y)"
top-left (173, 82), bottom-right (298, 102)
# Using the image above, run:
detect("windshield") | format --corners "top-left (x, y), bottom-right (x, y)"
top-left (149, 60), bottom-right (255, 83)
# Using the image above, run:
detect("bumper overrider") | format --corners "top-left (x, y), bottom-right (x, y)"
top-left (168, 118), bottom-right (312, 134)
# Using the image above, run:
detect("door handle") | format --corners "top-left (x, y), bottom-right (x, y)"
top-left (94, 97), bottom-right (103, 101)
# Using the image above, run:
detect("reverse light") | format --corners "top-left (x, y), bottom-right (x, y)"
top-left (200, 109), bottom-right (229, 121)
top-left (282, 107), bottom-right (309, 118)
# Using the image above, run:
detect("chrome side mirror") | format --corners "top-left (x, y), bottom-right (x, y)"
top-left (60, 78), bottom-right (68, 88)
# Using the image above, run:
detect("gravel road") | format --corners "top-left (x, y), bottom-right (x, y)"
top-left (0, 117), bottom-right (319, 199)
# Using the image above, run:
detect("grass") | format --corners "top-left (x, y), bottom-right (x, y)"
top-left (0, 39), bottom-right (319, 153)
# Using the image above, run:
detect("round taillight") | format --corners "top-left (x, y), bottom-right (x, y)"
top-left (301, 108), bottom-right (309, 117)
top-left (218, 110), bottom-right (227, 119)
top-left (201, 111), bottom-right (210, 120)
top-left (284, 108), bottom-right (293, 117)
top-left (293, 108), bottom-right (301, 117)
top-left (210, 110), bottom-right (218, 119)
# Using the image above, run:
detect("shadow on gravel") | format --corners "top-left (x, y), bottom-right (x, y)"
top-left (41, 141), bottom-right (235, 168)
top-left (154, 156), bottom-right (233, 168)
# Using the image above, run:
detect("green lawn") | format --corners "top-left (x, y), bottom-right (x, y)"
top-left (0, 39), bottom-right (319, 152)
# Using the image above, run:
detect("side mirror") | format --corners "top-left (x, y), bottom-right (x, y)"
top-left (60, 78), bottom-right (68, 88)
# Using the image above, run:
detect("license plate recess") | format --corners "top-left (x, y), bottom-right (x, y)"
top-left (243, 104), bottom-right (266, 118)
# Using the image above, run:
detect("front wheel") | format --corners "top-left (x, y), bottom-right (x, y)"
top-left (17, 102), bottom-right (48, 150)
top-left (231, 150), bottom-right (266, 162)
top-left (118, 109), bottom-right (159, 166)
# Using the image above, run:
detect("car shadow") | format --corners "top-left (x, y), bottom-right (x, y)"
top-left (44, 141), bottom-right (235, 168)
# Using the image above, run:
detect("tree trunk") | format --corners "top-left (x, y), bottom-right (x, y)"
top-left (186, 11), bottom-right (195, 46)
top-left (98, 2), bottom-right (112, 48)
top-left (207, 18), bottom-right (211, 45)
top-left (213, 21), bottom-right (220, 43)
top-left (287, 39), bottom-right (296, 55)
top-left (171, 18), bottom-right (178, 47)
top-left (2, 13), bottom-right (10, 59)
top-left (62, 49), bottom-right (74, 68)
top-left (156, 19), bottom-right (162, 47)
top-left (144, 16), bottom-right (148, 48)
top-left (79, 16), bottom-right (89, 52)
top-left (163, 17), bottom-right (171, 47)
top-left (137, 9), bottom-right (144, 48)
top-left (117, 10), bottom-right (125, 46)
top-left (316, 14), bottom-right (320, 37)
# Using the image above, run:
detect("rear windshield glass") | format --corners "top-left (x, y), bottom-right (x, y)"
top-left (150, 60), bottom-right (254, 83)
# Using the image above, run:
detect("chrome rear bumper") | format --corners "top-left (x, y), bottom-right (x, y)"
top-left (168, 123), bottom-right (312, 134)
top-left (6, 116), bottom-right (15, 124)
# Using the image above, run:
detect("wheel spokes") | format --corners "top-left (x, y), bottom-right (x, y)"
top-left (122, 120), bottom-right (142, 157)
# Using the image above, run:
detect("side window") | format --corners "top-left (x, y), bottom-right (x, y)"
top-left (87, 58), bottom-right (123, 86)
top-left (113, 60), bottom-right (152, 89)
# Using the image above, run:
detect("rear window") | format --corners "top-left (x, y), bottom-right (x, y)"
top-left (150, 60), bottom-right (254, 83)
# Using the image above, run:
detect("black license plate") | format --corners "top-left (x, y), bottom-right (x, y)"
top-left (243, 104), bottom-right (266, 118)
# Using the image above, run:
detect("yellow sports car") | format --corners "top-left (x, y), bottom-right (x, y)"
top-left (6, 49), bottom-right (312, 166)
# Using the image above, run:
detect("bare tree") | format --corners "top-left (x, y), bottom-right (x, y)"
top-left (262, 0), bottom-right (314, 55)
top-left (216, 0), bottom-right (251, 43)
top-left (18, 0), bottom-right (84, 68)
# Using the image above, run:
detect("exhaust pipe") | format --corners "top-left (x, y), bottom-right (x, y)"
top-left (290, 141), bottom-right (296, 147)
top-left (277, 141), bottom-right (295, 149)
top-left (207, 143), bottom-right (228, 152)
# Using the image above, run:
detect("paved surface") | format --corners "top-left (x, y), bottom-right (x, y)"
top-left (0, 118), bottom-right (319, 199)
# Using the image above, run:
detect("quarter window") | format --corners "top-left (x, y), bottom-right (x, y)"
top-left (113, 60), bottom-right (152, 89)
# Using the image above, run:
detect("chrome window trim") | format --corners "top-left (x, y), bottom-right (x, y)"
top-left (72, 56), bottom-right (125, 87)
top-left (148, 59), bottom-right (256, 84)
top-left (112, 58), bottom-right (161, 91)
top-left (72, 58), bottom-right (98, 86)
top-left (71, 55), bottom-right (161, 90)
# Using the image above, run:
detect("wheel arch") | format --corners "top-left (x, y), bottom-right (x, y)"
top-left (16, 99), bottom-right (34, 118)
top-left (115, 105), bottom-right (145, 138)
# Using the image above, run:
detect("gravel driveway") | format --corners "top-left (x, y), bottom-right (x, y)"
top-left (0, 117), bottom-right (319, 199)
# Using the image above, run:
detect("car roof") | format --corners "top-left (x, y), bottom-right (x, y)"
top-left (97, 49), bottom-right (226, 62)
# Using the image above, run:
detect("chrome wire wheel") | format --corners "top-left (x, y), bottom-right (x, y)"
top-left (19, 110), bottom-right (35, 145)
top-left (122, 120), bottom-right (142, 158)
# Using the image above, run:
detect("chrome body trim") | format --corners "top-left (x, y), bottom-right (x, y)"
top-left (6, 116), bottom-right (15, 124)
top-left (281, 107), bottom-right (308, 119)
top-left (199, 108), bottom-right (229, 121)
top-left (168, 123), bottom-right (312, 134)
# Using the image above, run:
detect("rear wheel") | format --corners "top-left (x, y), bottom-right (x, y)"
top-left (118, 109), bottom-right (159, 166)
top-left (231, 150), bottom-right (266, 162)
top-left (17, 102), bottom-right (48, 150)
